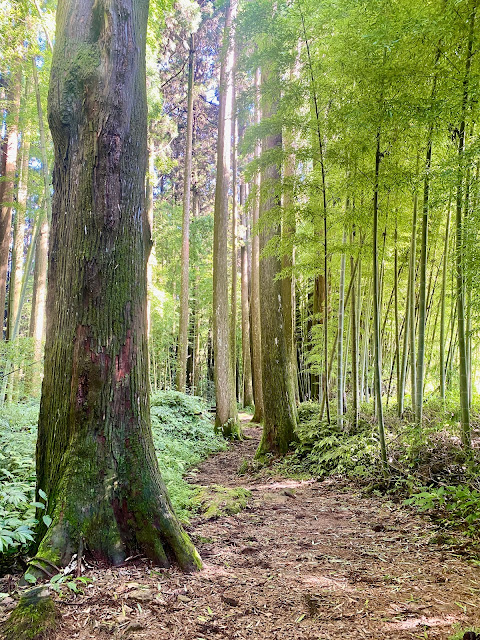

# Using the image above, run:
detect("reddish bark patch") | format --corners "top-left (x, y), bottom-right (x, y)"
top-left (115, 330), bottom-right (132, 382)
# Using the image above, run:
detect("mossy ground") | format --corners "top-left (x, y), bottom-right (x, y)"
top-left (193, 484), bottom-right (250, 519)
top-left (1, 589), bottom-right (58, 640)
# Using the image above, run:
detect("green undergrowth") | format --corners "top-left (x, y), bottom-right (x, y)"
top-left (150, 390), bottom-right (227, 520)
top-left (273, 400), bottom-right (480, 546)
top-left (448, 626), bottom-right (480, 640)
top-left (0, 401), bottom-right (39, 560)
top-left (0, 392), bottom-right (226, 564)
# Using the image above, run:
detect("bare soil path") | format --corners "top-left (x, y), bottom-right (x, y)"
top-left (8, 417), bottom-right (480, 639)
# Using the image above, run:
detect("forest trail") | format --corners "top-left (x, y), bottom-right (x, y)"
top-left (52, 416), bottom-right (480, 639)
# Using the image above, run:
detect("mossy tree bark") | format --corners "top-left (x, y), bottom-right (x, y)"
top-left (257, 69), bottom-right (297, 457)
top-left (34, 0), bottom-right (201, 572)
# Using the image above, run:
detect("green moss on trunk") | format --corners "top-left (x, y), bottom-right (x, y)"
top-left (34, 0), bottom-right (201, 573)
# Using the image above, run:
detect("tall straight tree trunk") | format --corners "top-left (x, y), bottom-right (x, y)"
top-left (257, 68), bottom-right (297, 457)
top-left (455, 1), bottom-right (476, 451)
top-left (240, 179), bottom-right (254, 407)
top-left (282, 137), bottom-right (297, 403)
top-left (337, 231), bottom-right (346, 428)
top-left (394, 223), bottom-right (401, 413)
top-left (439, 201), bottom-right (451, 409)
top-left (350, 250), bottom-right (359, 427)
top-left (250, 68), bottom-right (264, 424)
top-left (177, 34), bottom-right (195, 393)
top-left (34, 0), bottom-right (201, 572)
top-left (299, 7), bottom-right (329, 420)
top-left (415, 49), bottom-right (439, 425)
top-left (373, 131), bottom-right (387, 466)
top-left (409, 170), bottom-right (418, 414)
top-left (415, 141), bottom-right (431, 425)
top-left (230, 116), bottom-right (238, 399)
top-left (29, 217), bottom-right (49, 380)
top-left (212, 0), bottom-right (240, 437)
top-left (25, 57), bottom-right (53, 395)
top-left (398, 251), bottom-right (410, 417)
top-left (0, 69), bottom-right (22, 336)
top-left (7, 113), bottom-right (30, 341)
top-left (192, 185), bottom-right (202, 394)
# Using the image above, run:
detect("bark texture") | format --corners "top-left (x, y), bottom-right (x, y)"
top-left (212, 0), bottom-right (240, 438)
top-left (35, 0), bottom-right (201, 572)
top-left (257, 70), bottom-right (297, 457)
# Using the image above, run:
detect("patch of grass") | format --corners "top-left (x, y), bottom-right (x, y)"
top-left (194, 484), bottom-right (251, 519)
top-left (448, 626), bottom-right (480, 640)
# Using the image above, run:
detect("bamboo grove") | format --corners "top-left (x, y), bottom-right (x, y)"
top-left (0, 0), bottom-right (479, 466)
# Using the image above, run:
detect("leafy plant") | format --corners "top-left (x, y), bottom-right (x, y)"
top-left (405, 484), bottom-right (480, 539)
top-left (0, 392), bottom-right (225, 563)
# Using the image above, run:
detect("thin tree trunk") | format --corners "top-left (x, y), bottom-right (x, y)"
top-left (337, 231), bottom-right (346, 428)
top-left (177, 34), bottom-right (195, 393)
top-left (230, 116), bottom-right (238, 398)
top-left (299, 7), bottom-right (329, 421)
top-left (373, 130), bottom-right (387, 466)
top-left (394, 222), bottom-right (401, 412)
top-left (282, 135), bottom-right (297, 403)
top-left (398, 251), bottom-right (410, 417)
top-left (350, 249), bottom-right (359, 427)
top-left (455, 2), bottom-right (475, 451)
top-left (415, 49), bottom-right (439, 425)
top-left (0, 69), bottom-right (22, 336)
top-left (440, 200), bottom-right (451, 409)
top-left (250, 68), bottom-right (264, 423)
top-left (240, 179), bottom-right (254, 407)
top-left (7, 90), bottom-right (30, 342)
top-left (409, 162), bottom-right (418, 413)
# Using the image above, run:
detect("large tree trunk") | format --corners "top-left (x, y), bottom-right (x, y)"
top-left (257, 69), bottom-right (297, 457)
top-left (34, 0), bottom-right (201, 573)
top-left (176, 34), bottom-right (195, 393)
top-left (212, 0), bottom-right (240, 437)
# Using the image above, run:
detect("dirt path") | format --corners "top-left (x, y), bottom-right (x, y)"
top-left (13, 420), bottom-right (480, 639)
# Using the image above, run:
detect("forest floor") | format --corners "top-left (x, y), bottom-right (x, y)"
top-left (3, 415), bottom-right (480, 640)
